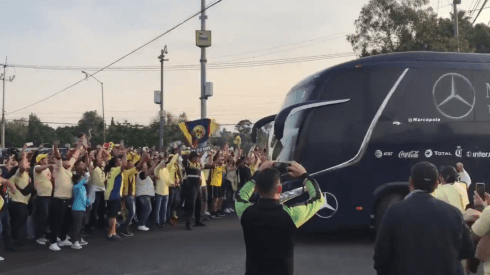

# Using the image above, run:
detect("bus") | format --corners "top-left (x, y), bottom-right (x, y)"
top-left (252, 52), bottom-right (490, 232)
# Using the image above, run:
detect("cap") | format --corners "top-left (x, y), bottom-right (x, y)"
top-left (36, 154), bottom-right (48, 163)
top-left (410, 161), bottom-right (438, 185)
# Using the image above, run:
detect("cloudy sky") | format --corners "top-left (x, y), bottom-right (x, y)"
top-left (0, 0), bottom-right (488, 128)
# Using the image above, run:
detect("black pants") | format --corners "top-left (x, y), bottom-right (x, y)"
top-left (0, 209), bottom-right (14, 250)
top-left (87, 191), bottom-right (105, 230)
top-left (184, 178), bottom-right (202, 225)
top-left (48, 198), bottom-right (72, 244)
top-left (34, 196), bottom-right (51, 239)
top-left (222, 179), bottom-right (234, 210)
top-left (9, 202), bottom-right (28, 243)
top-left (72, 210), bottom-right (85, 243)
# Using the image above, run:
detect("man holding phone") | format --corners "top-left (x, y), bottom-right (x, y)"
top-left (236, 160), bottom-right (325, 275)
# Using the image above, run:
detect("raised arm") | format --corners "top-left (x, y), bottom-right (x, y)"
top-left (54, 143), bottom-right (62, 160)
top-left (0, 177), bottom-right (17, 194)
top-left (35, 164), bottom-right (53, 173)
top-left (281, 162), bottom-right (325, 228)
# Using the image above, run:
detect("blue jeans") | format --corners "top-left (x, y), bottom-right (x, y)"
top-left (136, 196), bottom-right (152, 227)
top-left (122, 196), bottom-right (136, 231)
top-left (167, 187), bottom-right (179, 221)
top-left (154, 194), bottom-right (169, 225)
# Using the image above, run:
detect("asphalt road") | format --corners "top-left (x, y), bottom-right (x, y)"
top-left (0, 214), bottom-right (376, 275)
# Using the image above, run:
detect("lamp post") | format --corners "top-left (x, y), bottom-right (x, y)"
top-left (82, 71), bottom-right (106, 143)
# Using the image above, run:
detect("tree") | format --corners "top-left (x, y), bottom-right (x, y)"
top-left (78, 111), bottom-right (104, 144)
top-left (347, 0), bottom-right (473, 56)
top-left (5, 119), bottom-right (28, 148)
top-left (27, 113), bottom-right (56, 146)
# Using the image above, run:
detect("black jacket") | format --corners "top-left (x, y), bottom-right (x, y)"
top-left (374, 192), bottom-right (475, 275)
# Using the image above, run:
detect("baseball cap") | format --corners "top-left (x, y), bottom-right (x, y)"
top-left (410, 161), bottom-right (438, 187)
top-left (36, 154), bottom-right (48, 163)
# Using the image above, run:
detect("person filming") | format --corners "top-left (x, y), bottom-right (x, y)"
top-left (235, 160), bottom-right (325, 275)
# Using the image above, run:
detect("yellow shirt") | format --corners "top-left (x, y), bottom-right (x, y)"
top-left (473, 206), bottom-right (490, 237)
top-left (432, 183), bottom-right (469, 214)
top-left (154, 154), bottom-right (179, 196)
top-left (90, 167), bottom-right (106, 191)
top-left (54, 158), bottom-right (75, 199)
top-left (34, 165), bottom-right (53, 197)
top-left (122, 167), bottom-right (138, 196)
top-left (201, 171), bottom-right (207, 187)
top-left (10, 169), bottom-right (31, 204)
top-left (167, 163), bottom-right (180, 188)
top-left (210, 166), bottom-right (225, 187)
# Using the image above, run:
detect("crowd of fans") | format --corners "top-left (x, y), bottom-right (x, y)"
top-left (0, 134), bottom-right (268, 260)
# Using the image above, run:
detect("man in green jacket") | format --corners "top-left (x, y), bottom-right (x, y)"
top-left (236, 160), bottom-right (325, 275)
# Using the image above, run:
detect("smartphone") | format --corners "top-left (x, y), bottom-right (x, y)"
top-left (273, 162), bottom-right (291, 174)
top-left (477, 183), bottom-right (486, 199)
top-left (25, 142), bottom-right (33, 147)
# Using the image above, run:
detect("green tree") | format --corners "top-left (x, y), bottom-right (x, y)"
top-left (27, 113), bottom-right (56, 146)
top-left (347, 0), bottom-right (474, 56)
top-left (5, 119), bottom-right (28, 148)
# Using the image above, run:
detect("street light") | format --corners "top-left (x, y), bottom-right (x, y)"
top-left (82, 71), bottom-right (106, 144)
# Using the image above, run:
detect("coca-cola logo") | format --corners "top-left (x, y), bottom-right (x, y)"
top-left (399, 151), bottom-right (419, 158)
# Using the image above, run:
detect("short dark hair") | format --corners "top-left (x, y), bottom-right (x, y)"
top-left (410, 161), bottom-right (439, 192)
top-left (255, 168), bottom-right (281, 196)
top-left (440, 166), bottom-right (459, 183)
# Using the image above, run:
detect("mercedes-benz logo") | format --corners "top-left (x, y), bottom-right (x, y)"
top-left (316, 192), bottom-right (339, 219)
top-left (432, 73), bottom-right (475, 119)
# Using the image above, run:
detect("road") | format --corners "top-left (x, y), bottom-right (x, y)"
top-left (0, 214), bottom-right (376, 275)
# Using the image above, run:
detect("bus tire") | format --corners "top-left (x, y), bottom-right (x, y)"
top-left (374, 193), bottom-right (404, 236)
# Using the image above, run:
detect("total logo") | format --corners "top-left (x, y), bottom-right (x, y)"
top-left (375, 150), bottom-right (393, 158)
top-left (399, 151), bottom-right (419, 158)
top-left (424, 149), bottom-right (452, 158)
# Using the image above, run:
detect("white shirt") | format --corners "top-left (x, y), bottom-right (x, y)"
top-left (459, 169), bottom-right (471, 188)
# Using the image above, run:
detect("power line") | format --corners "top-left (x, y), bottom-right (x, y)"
top-left (472, 0), bottom-right (489, 23)
top-left (6, 51), bottom-right (354, 70)
top-left (5, 0), bottom-right (223, 116)
top-left (6, 52), bottom-right (355, 73)
top-left (208, 32), bottom-right (347, 61)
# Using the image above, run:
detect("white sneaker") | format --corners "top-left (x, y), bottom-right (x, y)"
top-left (224, 208), bottom-right (231, 214)
top-left (36, 238), bottom-right (46, 245)
top-left (229, 208), bottom-right (235, 213)
top-left (138, 226), bottom-right (149, 231)
top-left (80, 238), bottom-right (88, 246)
top-left (0, 255), bottom-right (4, 261)
top-left (67, 235), bottom-right (71, 240)
top-left (204, 211), bottom-right (211, 216)
top-left (58, 239), bottom-right (73, 247)
top-left (49, 243), bottom-right (61, 251)
top-left (71, 241), bottom-right (82, 250)
top-left (57, 237), bottom-right (61, 242)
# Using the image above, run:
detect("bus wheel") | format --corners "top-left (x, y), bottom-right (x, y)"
top-left (374, 193), bottom-right (404, 236)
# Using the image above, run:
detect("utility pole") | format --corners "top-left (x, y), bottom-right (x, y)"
top-left (158, 46), bottom-right (168, 151)
top-left (200, 0), bottom-right (207, 119)
top-left (82, 71), bottom-right (106, 144)
top-left (454, 0), bottom-right (460, 52)
top-left (1, 57), bottom-right (14, 150)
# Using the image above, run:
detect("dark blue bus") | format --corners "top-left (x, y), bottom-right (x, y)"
top-left (252, 52), bottom-right (490, 232)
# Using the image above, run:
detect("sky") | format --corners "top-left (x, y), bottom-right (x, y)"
top-left (0, 0), bottom-right (489, 129)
